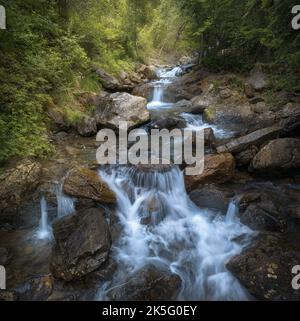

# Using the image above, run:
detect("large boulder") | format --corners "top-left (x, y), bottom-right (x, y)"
top-left (217, 125), bottom-right (282, 154)
top-left (238, 190), bottom-right (287, 232)
top-left (95, 68), bottom-right (132, 92)
top-left (95, 92), bottom-right (150, 129)
top-left (227, 234), bottom-right (300, 300)
top-left (77, 116), bottom-right (97, 137)
top-left (0, 159), bottom-right (42, 212)
top-left (50, 208), bottom-right (111, 281)
top-left (247, 66), bottom-right (268, 91)
top-left (138, 65), bottom-right (157, 80)
top-left (184, 153), bottom-right (235, 191)
top-left (189, 185), bottom-right (233, 212)
top-left (106, 265), bottom-right (181, 301)
top-left (63, 167), bottom-right (116, 203)
top-left (250, 138), bottom-right (300, 173)
top-left (132, 83), bottom-right (153, 99)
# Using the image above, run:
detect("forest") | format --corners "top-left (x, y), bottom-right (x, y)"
top-left (0, 0), bottom-right (299, 163)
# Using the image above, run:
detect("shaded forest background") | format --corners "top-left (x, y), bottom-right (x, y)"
top-left (0, 0), bottom-right (299, 163)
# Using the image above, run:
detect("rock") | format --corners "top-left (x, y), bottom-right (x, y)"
top-left (0, 159), bottom-right (42, 212)
top-left (240, 202), bottom-right (285, 232)
top-left (227, 234), bottom-right (300, 300)
top-left (244, 82), bottom-right (255, 98)
top-left (95, 68), bottom-right (121, 91)
top-left (17, 275), bottom-right (54, 301)
top-left (106, 265), bottom-right (181, 301)
top-left (280, 110), bottom-right (300, 136)
top-left (189, 95), bottom-right (208, 114)
top-left (185, 153), bottom-right (235, 191)
top-left (0, 290), bottom-right (18, 301)
top-left (138, 65), bottom-right (157, 80)
top-left (50, 208), bottom-right (111, 281)
top-left (165, 69), bottom-right (205, 101)
top-left (0, 248), bottom-right (8, 265)
top-left (217, 125), bottom-right (282, 154)
top-left (150, 116), bottom-right (186, 130)
top-left (248, 65), bottom-right (268, 91)
top-left (132, 83), bottom-right (153, 99)
top-left (204, 127), bottom-right (217, 149)
top-left (249, 97), bottom-right (264, 104)
top-left (95, 92), bottom-right (150, 129)
top-left (252, 101), bottom-right (268, 113)
top-left (189, 185), bottom-right (233, 212)
top-left (77, 116), bottom-right (97, 137)
top-left (219, 88), bottom-right (232, 99)
top-left (235, 145), bottom-right (259, 167)
top-left (250, 138), bottom-right (300, 173)
top-left (173, 99), bottom-right (192, 110)
top-left (63, 166), bottom-right (116, 203)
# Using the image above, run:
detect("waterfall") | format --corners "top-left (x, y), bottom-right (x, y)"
top-left (56, 188), bottom-right (75, 218)
top-left (98, 165), bottom-right (254, 300)
top-left (147, 66), bottom-right (182, 110)
top-left (180, 112), bottom-right (233, 139)
top-left (36, 196), bottom-right (53, 240)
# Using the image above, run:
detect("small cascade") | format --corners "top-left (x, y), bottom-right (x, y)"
top-left (36, 196), bottom-right (53, 240)
top-left (98, 165), bottom-right (254, 300)
top-left (180, 112), bottom-right (233, 139)
top-left (56, 188), bottom-right (75, 218)
top-left (147, 66), bottom-right (182, 110)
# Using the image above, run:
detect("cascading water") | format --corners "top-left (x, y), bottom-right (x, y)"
top-left (36, 196), bottom-right (53, 240)
top-left (147, 67), bottom-right (182, 110)
top-left (98, 165), bottom-right (254, 300)
top-left (56, 184), bottom-right (76, 218)
top-left (180, 112), bottom-right (233, 140)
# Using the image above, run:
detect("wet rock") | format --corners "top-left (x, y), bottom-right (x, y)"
top-left (150, 116), bottom-right (186, 130)
top-left (173, 99), bottom-right (192, 110)
top-left (50, 208), bottom-right (111, 281)
top-left (106, 265), bottom-right (181, 301)
top-left (0, 159), bottom-right (42, 213)
top-left (77, 116), bottom-right (97, 137)
top-left (17, 275), bottom-right (54, 301)
top-left (185, 153), bottom-right (235, 191)
top-left (250, 138), bottom-right (300, 174)
top-left (95, 92), bottom-right (150, 129)
top-left (217, 125), bottom-right (282, 154)
top-left (63, 166), bottom-right (116, 203)
top-left (240, 201), bottom-right (285, 232)
top-left (189, 185), bottom-right (233, 212)
top-left (0, 248), bottom-right (8, 265)
top-left (227, 234), bottom-right (300, 300)
top-left (247, 66), bottom-right (268, 91)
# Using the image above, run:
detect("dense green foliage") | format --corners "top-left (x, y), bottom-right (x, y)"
top-left (0, 0), bottom-right (299, 163)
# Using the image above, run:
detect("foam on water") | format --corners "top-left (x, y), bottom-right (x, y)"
top-left (98, 166), bottom-right (254, 300)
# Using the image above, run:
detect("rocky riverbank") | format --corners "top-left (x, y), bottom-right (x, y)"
top-left (0, 61), bottom-right (300, 301)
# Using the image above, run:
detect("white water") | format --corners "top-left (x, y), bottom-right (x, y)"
top-left (56, 185), bottom-right (76, 218)
top-left (147, 67), bottom-right (182, 110)
top-left (180, 112), bottom-right (233, 139)
top-left (36, 196), bottom-right (53, 240)
top-left (99, 166), bottom-right (254, 300)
